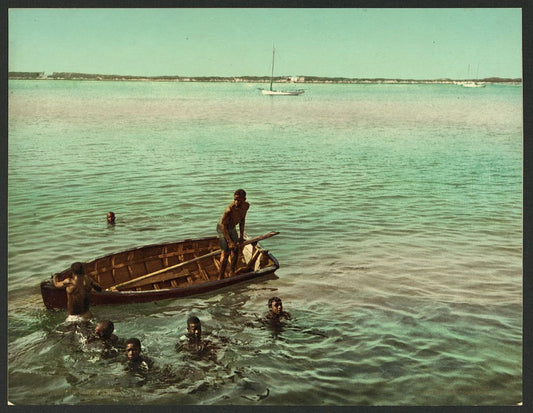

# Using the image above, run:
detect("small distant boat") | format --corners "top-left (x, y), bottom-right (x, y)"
top-left (40, 232), bottom-right (279, 309)
top-left (461, 81), bottom-right (486, 88)
top-left (260, 46), bottom-right (304, 96)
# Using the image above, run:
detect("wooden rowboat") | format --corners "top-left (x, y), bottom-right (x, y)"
top-left (40, 232), bottom-right (279, 309)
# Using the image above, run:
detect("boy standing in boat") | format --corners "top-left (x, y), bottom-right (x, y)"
top-left (52, 262), bottom-right (102, 321)
top-left (217, 189), bottom-right (249, 279)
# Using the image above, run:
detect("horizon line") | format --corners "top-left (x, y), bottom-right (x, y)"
top-left (8, 71), bottom-right (523, 82)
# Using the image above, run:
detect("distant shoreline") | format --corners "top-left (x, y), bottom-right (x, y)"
top-left (8, 72), bottom-right (522, 85)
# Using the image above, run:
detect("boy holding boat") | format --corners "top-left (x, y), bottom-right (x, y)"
top-left (52, 262), bottom-right (102, 321)
top-left (217, 189), bottom-right (250, 279)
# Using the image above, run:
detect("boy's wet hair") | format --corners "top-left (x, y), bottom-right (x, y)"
top-left (234, 189), bottom-right (246, 197)
top-left (99, 320), bottom-right (114, 336)
top-left (71, 262), bottom-right (84, 275)
top-left (187, 316), bottom-right (200, 325)
top-left (268, 297), bottom-right (282, 308)
top-left (125, 337), bottom-right (141, 349)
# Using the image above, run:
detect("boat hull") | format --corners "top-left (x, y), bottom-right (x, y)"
top-left (261, 89), bottom-right (304, 96)
top-left (460, 82), bottom-right (486, 88)
top-left (40, 235), bottom-right (279, 309)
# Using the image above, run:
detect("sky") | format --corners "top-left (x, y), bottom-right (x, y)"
top-left (8, 8), bottom-right (523, 79)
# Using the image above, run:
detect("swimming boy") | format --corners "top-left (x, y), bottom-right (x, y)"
top-left (176, 316), bottom-right (210, 356)
top-left (125, 337), bottom-right (154, 373)
top-left (107, 211), bottom-right (116, 225)
top-left (92, 320), bottom-right (121, 358)
top-left (266, 297), bottom-right (291, 322)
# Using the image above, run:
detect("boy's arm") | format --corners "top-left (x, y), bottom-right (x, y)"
top-left (52, 273), bottom-right (72, 288)
top-left (220, 207), bottom-right (235, 248)
top-left (238, 218), bottom-right (246, 241)
top-left (89, 277), bottom-right (103, 292)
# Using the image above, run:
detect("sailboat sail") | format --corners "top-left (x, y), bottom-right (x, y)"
top-left (261, 46), bottom-right (304, 96)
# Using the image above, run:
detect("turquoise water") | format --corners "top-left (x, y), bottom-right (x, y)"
top-left (8, 80), bottom-right (522, 405)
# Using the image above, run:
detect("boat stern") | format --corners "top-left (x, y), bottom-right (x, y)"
top-left (40, 279), bottom-right (67, 309)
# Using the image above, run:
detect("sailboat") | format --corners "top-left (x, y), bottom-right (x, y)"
top-left (460, 64), bottom-right (486, 88)
top-left (260, 46), bottom-right (304, 96)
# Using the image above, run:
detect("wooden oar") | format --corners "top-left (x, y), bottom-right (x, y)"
top-left (106, 231), bottom-right (279, 291)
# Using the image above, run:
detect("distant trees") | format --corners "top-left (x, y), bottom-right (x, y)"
top-left (47, 72), bottom-right (154, 80)
top-left (8, 72), bottom-right (522, 84)
top-left (482, 77), bottom-right (522, 83)
top-left (8, 72), bottom-right (44, 79)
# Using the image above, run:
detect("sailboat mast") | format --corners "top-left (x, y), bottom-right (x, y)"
top-left (270, 46), bottom-right (275, 91)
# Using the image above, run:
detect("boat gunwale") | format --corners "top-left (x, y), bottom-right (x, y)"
top-left (50, 235), bottom-right (221, 279)
top-left (89, 235), bottom-right (220, 264)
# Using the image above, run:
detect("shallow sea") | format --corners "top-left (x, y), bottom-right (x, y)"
top-left (7, 80), bottom-right (522, 405)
